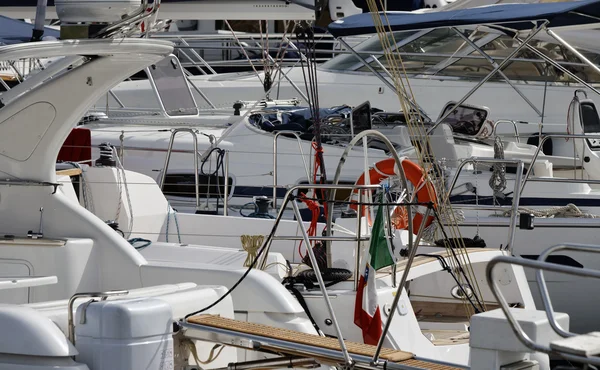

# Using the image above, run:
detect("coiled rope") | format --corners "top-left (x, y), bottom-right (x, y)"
top-left (489, 136), bottom-right (507, 198)
top-left (241, 235), bottom-right (265, 267)
top-left (503, 203), bottom-right (598, 218)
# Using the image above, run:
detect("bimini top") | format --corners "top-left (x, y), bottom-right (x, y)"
top-left (328, 0), bottom-right (600, 37)
top-left (0, 16), bottom-right (59, 45)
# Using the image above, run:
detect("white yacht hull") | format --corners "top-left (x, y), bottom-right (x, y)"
top-left (86, 116), bottom-right (390, 210)
top-left (109, 68), bottom-right (576, 154)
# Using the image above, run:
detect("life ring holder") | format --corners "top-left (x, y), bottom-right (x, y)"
top-left (325, 130), bottom-right (415, 266)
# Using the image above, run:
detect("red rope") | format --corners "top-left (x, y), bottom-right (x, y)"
top-left (297, 193), bottom-right (321, 259)
top-left (311, 142), bottom-right (329, 221)
top-left (296, 143), bottom-right (330, 259)
top-left (312, 142), bottom-right (322, 184)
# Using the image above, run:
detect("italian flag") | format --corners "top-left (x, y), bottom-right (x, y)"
top-left (354, 199), bottom-right (395, 345)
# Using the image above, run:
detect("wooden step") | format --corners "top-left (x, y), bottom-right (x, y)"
top-left (56, 168), bottom-right (83, 177)
top-left (187, 315), bottom-right (463, 369)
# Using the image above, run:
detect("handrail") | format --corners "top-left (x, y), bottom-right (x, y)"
top-left (492, 120), bottom-right (520, 143)
top-left (257, 182), bottom-right (385, 368)
top-left (447, 157), bottom-right (524, 252)
top-left (159, 128), bottom-right (201, 212)
top-left (158, 128), bottom-right (231, 215)
top-left (256, 181), bottom-right (432, 367)
top-left (272, 131), bottom-right (311, 209)
top-left (258, 183), bottom-right (382, 271)
top-left (68, 290), bottom-right (129, 345)
top-left (487, 250), bottom-right (600, 366)
top-left (290, 199), bottom-right (353, 366)
top-left (223, 151), bottom-right (230, 216)
top-left (519, 133), bottom-right (600, 194)
top-left (535, 243), bottom-right (600, 338)
top-left (320, 129), bottom-right (418, 363)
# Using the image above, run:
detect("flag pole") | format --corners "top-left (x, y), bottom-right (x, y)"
top-left (371, 205), bottom-right (432, 365)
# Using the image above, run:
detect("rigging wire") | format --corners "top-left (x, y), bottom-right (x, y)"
top-left (364, 0), bottom-right (487, 316)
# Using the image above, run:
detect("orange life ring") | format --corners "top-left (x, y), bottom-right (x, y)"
top-left (349, 158), bottom-right (437, 235)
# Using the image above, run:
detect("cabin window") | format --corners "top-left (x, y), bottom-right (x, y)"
top-left (434, 35), bottom-right (600, 83)
top-left (322, 29), bottom-right (600, 85)
top-left (321, 30), bottom-right (421, 71)
top-left (361, 28), bottom-right (479, 73)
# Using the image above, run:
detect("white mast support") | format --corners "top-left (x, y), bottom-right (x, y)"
top-left (0, 38), bottom-right (173, 183)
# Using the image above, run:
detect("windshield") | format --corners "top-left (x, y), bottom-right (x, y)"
top-left (322, 28), bottom-right (600, 84)
top-left (321, 30), bottom-right (421, 71)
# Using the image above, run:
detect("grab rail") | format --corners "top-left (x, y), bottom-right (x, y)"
top-left (256, 181), bottom-right (433, 367)
top-left (492, 120), bottom-right (521, 143)
top-left (159, 128), bottom-right (201, 212)
top-left (68, 290), bottom-right (129, 345)
top-left (520, 133), bottom-right (600, 194)
top-left (487, 245), bottom-right (600, 366)
top-left (447, 157), bottom-right (525, 252)
top-left (158, 128), bottom-right (231, 215)
top-left (535, 243), bottom-right (600, 338)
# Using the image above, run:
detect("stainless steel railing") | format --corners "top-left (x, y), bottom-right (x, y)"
top-left (447, 157), bottom-right (525, 252)
top-left (158, 128), bottom-right (230, 215)
top-left (487, 243), bottom-right (600, 366)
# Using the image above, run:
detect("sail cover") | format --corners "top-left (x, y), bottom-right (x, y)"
top-left (0, 16), bottom-right (59, 44)
top-left (328, 0), bottom-right (600, 37)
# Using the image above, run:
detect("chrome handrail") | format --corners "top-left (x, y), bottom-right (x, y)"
top-left (257, 182), bottom-right (383, 368)
top-left (159, 128), bottom-right (201, 212)
top-left (258, 182), bottom-right (383, 271)
top-left (519, 133), bottom-right (600, 194)
top-left (535, 243), bottom-right (600, 338)
top-left (492, 120), bottom-right (521, 143)
top-left (256, 180), bottom-right (432, 368)
top-left (487, 247), bottom-right (600, 366)
top-left (68, 290), bottom-right (129, 345)
top-left (447, 157), bottom-right (525, 252)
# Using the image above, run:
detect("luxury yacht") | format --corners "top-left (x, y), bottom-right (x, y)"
top-left (107, 21), bottom-right (600, 150)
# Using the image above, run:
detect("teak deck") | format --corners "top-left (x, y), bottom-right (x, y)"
top-left (187, 315), bottom-right (463, 369)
